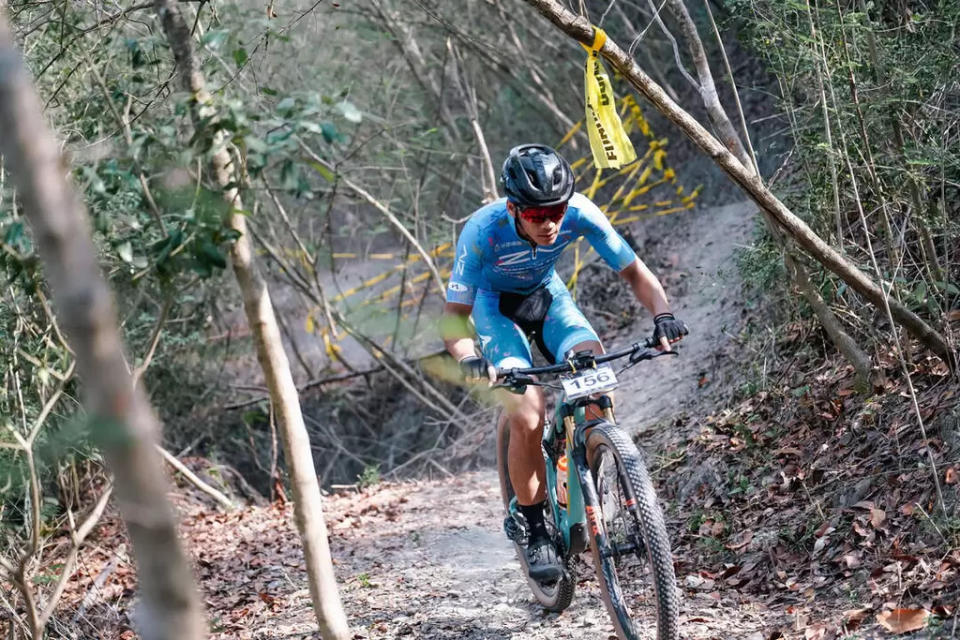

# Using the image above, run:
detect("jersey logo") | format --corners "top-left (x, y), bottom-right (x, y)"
top-left (455, 245), bottom-right (468, 275)
top-left (447, 282), bottom-right (468, 293)
top-left (495, 243), bottom-right (565, 266)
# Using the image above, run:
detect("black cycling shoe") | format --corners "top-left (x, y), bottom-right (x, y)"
top-left (524, 537), bottom-right (563, 582)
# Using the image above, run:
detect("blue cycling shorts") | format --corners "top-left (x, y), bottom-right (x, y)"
top-left (472, 273), bottom-right (601, 369)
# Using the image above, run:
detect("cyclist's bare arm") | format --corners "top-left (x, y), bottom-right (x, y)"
top-left (440, 301), bottom-right (477, 361)
top-left (619, 259), bottom-right (671, 316)
top-left (619, 259), bottom-right (677, 350)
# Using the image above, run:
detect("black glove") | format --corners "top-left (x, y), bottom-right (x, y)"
top-left (459, 355), bottom-right (494, 383)
top-left (652, 313), bottom-right (689, 346)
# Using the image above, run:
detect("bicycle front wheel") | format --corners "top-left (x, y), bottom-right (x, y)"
top-left (582, 422), bottom-right (679, 640)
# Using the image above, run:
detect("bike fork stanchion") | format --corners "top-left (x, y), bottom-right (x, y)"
top-left (572, 448), bottom-right (606, 552)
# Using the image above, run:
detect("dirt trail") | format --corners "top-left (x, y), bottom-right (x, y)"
top-left (178, 470), bottom-right (777, 640)
top-left (612, 200), bottom-right (756, 439)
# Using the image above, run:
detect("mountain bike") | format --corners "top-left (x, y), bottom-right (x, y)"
top-left (496, 337), bottom-right (680, 640)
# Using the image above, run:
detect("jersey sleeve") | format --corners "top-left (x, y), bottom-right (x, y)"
top-left (572, 194), bottom-right (638, 272)
top-left (446, 218), bottom-right (484, 305)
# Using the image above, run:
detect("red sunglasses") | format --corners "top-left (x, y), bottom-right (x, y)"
top-left (518, 203), bottom-right (567, 224)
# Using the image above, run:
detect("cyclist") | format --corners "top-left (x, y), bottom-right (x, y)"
top-left (441, 144), bottom-right (687, 582)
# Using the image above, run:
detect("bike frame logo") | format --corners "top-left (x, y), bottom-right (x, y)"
top-left (584, 504), bottom-right (605, 537)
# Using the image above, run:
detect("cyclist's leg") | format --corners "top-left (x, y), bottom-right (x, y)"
top-left (543, 275), bottom-right (609, 420)
top-left (472, 290), bottom-right (547, 506)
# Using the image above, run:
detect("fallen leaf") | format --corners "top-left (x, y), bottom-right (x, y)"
top-left (932, 604), bottom-right (954, 617)
top-left (804, 624), bottom-right (827, 640)
top-left (843, 607), bottom-right (871, 630)
top-left (946, 467), bottom-right (957, 485)
top-left (813, 535), bottom-right (829, 554)
top-left (876, 609), bottom-right (929, 633)
top-left (773, 446), bottom-right (803, 457)
top-left (870, 508), bottom-right (886, 529)
top-left (841, 552), bottom-right (862, 569)
top-left (684, 574), bottom-right (706, 589)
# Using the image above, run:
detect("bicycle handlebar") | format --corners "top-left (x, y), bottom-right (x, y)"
top-left (494, 336), bottom-right (664, 379)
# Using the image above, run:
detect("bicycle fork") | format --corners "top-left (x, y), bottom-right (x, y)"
top-left (567, 411), bottom-right (648, 563)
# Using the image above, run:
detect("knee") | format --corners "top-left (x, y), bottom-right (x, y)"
top-left (508, 393), bottom-right (544, 440)
top-left (510, 410), bottom-right (541, 438)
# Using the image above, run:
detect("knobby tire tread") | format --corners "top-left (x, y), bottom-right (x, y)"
top-left (585, 423), bottom-right (680, 640)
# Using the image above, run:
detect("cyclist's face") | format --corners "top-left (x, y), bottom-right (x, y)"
top-left (509, 202), bottom-right (566, 246)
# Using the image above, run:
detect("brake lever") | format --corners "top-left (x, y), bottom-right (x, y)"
top-left (492, 374), bottom-right (537, 395)
top-left (629, 347), bottom-right (679, 364)
top-left (653, 350), bottom-right (680, 358)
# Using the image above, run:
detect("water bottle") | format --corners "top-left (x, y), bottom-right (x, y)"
top-left (556, 454), bottom-right (569, 508)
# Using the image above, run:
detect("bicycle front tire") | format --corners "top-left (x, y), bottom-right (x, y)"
top-left (583, 422), bottom-right (680, 640)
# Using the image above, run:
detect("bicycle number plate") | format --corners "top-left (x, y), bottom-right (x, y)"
top-left (560, 365), bottom-right (618, 400)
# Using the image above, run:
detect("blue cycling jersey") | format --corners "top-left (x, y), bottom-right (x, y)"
top-left (445, 193), bottom-right (637, 306)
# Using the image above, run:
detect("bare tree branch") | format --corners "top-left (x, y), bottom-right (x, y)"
top-left (156, 446), bottom-right (236, 511)
top-left (38, 485), bottom-right (114, 629)
top-left (299, 141), bottom-right (447, 297)
top-left (131, 295), bottom-right (173, 388)
top-left (663, 0), bottom-right (753, 171)
top-left (447, 40), bottom-right (497, 203)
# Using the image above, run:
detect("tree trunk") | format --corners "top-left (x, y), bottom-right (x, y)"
top-left (521, 0), bottom-right (956, 369)
top-left (786, 254), bottom-right (873, 391)
top-left (0, 13), bottom-right (205, 640)
top-left (152, 2), bottom-right (350, 638)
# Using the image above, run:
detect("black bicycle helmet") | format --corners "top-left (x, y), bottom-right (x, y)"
top-left (501, 144), bottom-right (575, 207)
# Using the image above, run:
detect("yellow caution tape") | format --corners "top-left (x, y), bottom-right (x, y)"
top-left (556, 120), bottom-right (584, 149)
top-left (582, 27), bottom-right (636, 169)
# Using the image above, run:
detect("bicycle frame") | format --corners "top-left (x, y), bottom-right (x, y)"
top-left (544, 395), bottom-right (616, 556)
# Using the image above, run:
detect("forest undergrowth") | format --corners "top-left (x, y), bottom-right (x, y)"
top-left (662, 325), bottom-right (960, 636)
